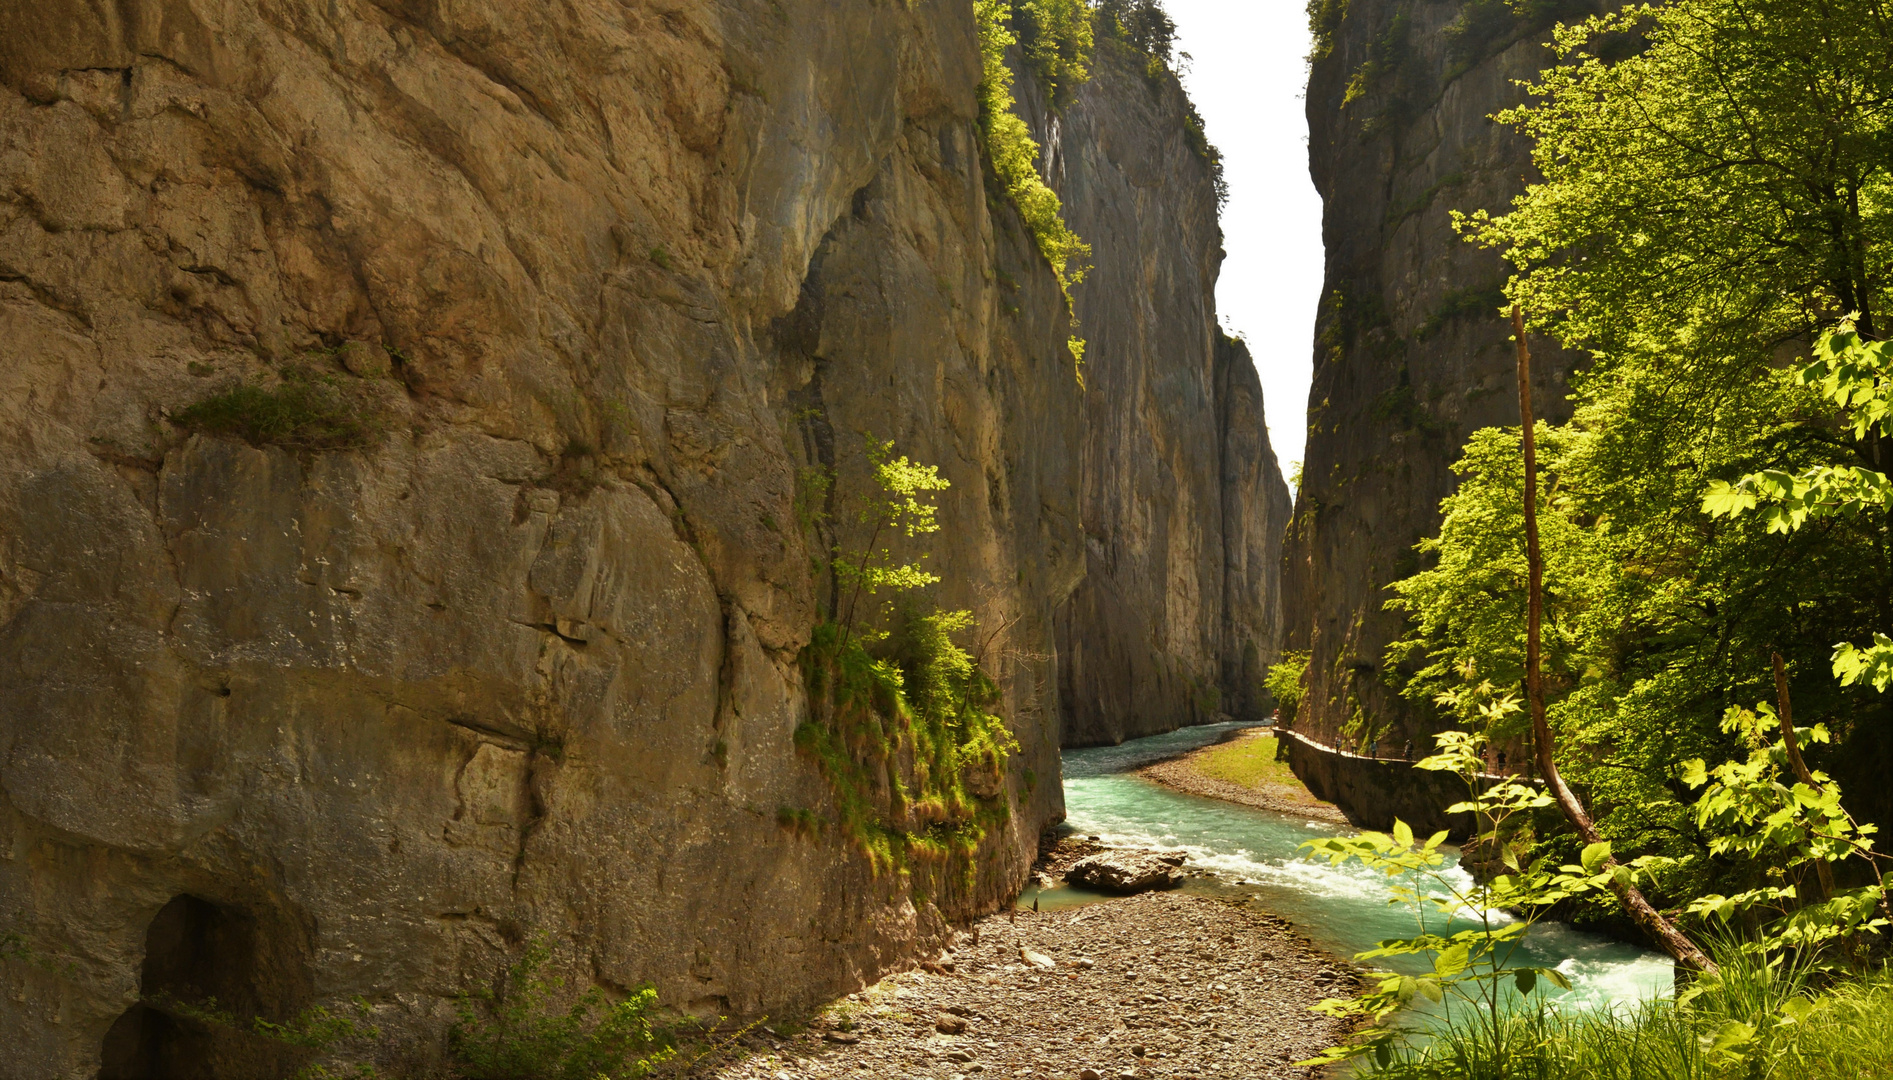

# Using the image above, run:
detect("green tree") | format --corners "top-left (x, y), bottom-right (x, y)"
top-left (1264, 651), bottom-right (1309, 723)
top-left (1015, 0), bottom-right (1095, 105)
top-left (1388, 0), bottom-right (1893, 919)
top-left (1095, 0), bottom-right (1177, 62)
top-left (1464, 0), bottom-right (1893, 359)
top-left (828, 437), bottom-right (951, 644)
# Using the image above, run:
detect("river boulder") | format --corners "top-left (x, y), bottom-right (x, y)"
top-left (1066, 851), bottom-right (1186, 894)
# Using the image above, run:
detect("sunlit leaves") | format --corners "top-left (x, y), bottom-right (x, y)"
top-left (1297, 732), bottom-right (1622, 1065)
top-left (1706, 322), bottom-right (1893, 689)
top-left (1703, 466), bottom-right (1893, 534)
top-left (1802, 324), bottom-right (1893, 440)
top-left (829, 437), bottom-right (951, 616)
top-left (1676, 703), bottom-right (1889, 948)
top-left (1832, 635), bottom-right (1893, 690)
top-left (1580, 841), bottom-right (1612, 875)
top-left (1386, 425), bottom-right (1601, 739)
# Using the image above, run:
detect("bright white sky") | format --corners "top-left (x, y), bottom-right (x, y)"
top-left (1165, 0), bottom-right (1320, 490)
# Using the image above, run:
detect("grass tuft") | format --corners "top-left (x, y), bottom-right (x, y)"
top-left (794, 611), bottom-right (1017, 878)
top-left (452, 938), bottom-right (674, 1080)
top-left (1361, 941), bottom-right (1893, 1080)
top-left (171, 368), bottom-right (381, 451)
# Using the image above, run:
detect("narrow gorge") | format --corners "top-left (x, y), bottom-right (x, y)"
top-left (0, 2), bottom-right (1290, 1076)
top-left (1284, 0), bottom-right (1600, 761)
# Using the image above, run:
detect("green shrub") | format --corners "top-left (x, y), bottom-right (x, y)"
top-left (791, 438), bottom-right (1018, 875)
top-left (1342, 6), bottom-right (1411, 106)
top-left (1014, 0), bottom-right (1095, 105)
top-left (451, 939), bottom-right (674, 1080)
top-left (171, 368), bottom-right (381, 450)
top-left (138, 994), bottom-right (381, 1080)
top-left (1096, 0), bottom-right (1177, 63)
top-left (1307, 0), bottom-right (1349, 60)
top-left (1181, 103), bottom-right (1229, 207)
top-left (1265, 651), bottom-right (1309, 722)
top-left (975, 0), bottom-right (1091, 291)
top-left (776, 806), bottom-right (822, 837)
top-left (797, 609), bottom-right (1017, 874)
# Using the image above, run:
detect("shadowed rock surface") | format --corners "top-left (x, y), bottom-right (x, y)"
top-left (1283, 1), bottom-right (1602, 766)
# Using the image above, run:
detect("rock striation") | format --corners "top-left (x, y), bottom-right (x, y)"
top-left (0, 3), bottom-right (1288, 1077)
top-left (1284, 1), bottom-right (1600, 760)
top-left (1039, 41), bottom-right (1294, 747)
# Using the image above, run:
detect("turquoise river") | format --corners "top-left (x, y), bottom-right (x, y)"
top-left (1024, 722), bottom-right (1674, 1018)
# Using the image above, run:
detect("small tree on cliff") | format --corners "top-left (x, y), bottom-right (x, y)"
top-left (791, 436), bottom-right (1019, 875)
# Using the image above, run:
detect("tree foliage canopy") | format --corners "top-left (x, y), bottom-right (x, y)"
top-left (1391, 0), bottom-right (1893, 924)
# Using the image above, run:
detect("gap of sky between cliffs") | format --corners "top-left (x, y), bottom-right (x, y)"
top-left (1164, 0), bottom-right (1320, 491)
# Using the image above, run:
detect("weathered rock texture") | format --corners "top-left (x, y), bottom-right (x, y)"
top-left (0, 3), bottom-right (1292, 1077)
top-left (1284, 2), bottom-right (1600, 763)
top-left (1041, 42), bottom-right (1294, 747)
top-left (0, 2), bottom-right (1095, 1076)
top-left (1064, 849), bottom-right (1185, 894)
top-left (1280, 731), bottom-right (1523, 841)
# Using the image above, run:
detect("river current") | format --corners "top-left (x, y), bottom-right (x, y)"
top-left (1027, 722), bottom-right (1674, 1016)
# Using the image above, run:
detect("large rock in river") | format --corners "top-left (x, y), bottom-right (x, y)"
top-left (1066, 850), bottom-right (1186, 894)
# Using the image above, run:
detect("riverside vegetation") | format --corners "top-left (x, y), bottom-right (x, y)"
top-left (1289, 0), bottom-right (1893, 1075)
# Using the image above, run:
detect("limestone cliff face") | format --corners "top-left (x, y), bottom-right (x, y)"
top-left (0, 3), bottom-right (1088, 1075)
top-left (1285, 1), bottom-right (1596, 755)
top-left (1039, 42), bottom-right (1293, 747)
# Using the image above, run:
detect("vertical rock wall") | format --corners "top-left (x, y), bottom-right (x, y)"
top-left (1041, 41), bottom-right (1293, 747)
top-left (1285, 1), bottom-right (1598, 755)
top-left (0, 3), bottom-right (1292, 1074)
top-left (0, 2), bottom-right (1087, 1076)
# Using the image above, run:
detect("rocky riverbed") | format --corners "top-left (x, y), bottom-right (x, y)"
top-left (696, 880), bottom-right (1361, 1080)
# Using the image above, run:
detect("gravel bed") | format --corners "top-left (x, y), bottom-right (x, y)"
top-left (696, 889), bottom-right (1362, 1080)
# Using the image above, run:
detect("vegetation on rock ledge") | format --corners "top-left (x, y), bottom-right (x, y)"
top-left (976, 0), bottom-right (1092, 292)
top-left (171, 359), bottom-right (388, 451)
top-left (792, 438), bottom-right (1018, 876)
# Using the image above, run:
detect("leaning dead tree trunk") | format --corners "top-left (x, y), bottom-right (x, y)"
top-left (1511, 305), bottom-right (1719, 976)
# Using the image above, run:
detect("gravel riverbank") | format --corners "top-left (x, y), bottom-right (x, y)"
top-left (1138, 731), bottom-right (1351, 826)
top-left (698, 882), bottom-right (1361, 1080)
